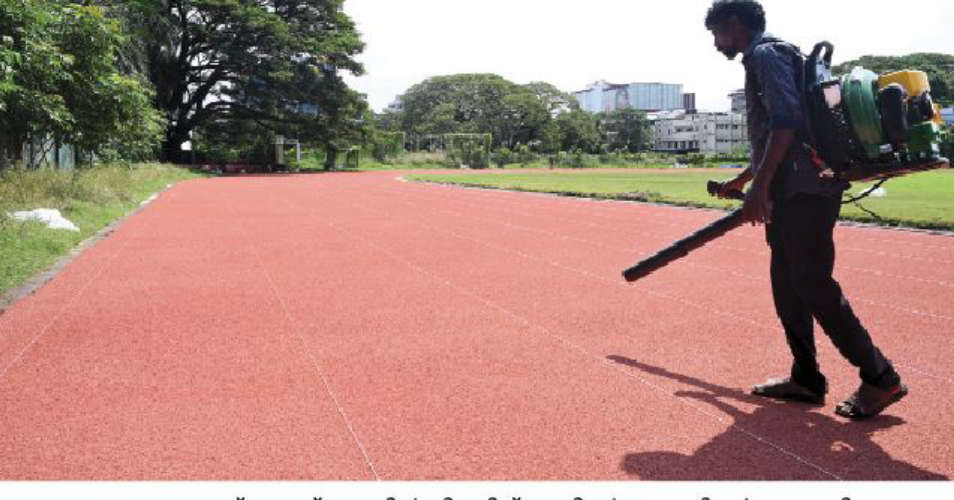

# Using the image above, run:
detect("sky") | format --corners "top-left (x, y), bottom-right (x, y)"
top-left (341, 0), bottom-right (954, 114)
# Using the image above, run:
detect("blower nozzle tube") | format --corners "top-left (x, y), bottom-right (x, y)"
top-left (622, 209), bottom-right (744, 282)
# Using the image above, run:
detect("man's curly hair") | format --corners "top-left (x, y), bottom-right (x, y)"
top-left (705, 0), bottom-right (767, 33)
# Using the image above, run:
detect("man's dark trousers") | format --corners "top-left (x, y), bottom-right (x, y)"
top-left (766, 191), bottom-right (900, 395)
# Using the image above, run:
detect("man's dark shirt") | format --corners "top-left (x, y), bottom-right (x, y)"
top-left (742, 32), bottom-right (847, 199)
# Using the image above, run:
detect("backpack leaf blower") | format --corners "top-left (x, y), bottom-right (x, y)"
top-left (802, 42), bottom-right (949, 182)
top-left (622, 42), bottom-right (950, 283)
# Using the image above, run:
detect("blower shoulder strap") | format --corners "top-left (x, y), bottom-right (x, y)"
top-left (751, 37), bottom-right (836, 175)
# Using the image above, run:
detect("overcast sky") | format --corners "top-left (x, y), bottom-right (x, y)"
top-left (342, 0), bottom-right (954, 113)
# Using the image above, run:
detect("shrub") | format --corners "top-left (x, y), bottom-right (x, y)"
top-left (344, 147), bottom-right (360, 169)
top-left (516, 144), bottom-right (536, 166)
top-left (678, 153), bottom-right (707, 165)
top-left (599, 149), bottom-right (626, 165)
top-left (569, 148), bottom-right (593, 169)
top-left (399, 151), bottom-right (447, 166)
top-left (445, 133), bottom-right (492, 169)
top-left (372, 132), bottom-right (406, 163)
top-left (492, 147), bottom-right (515, 168)
top-left (941, 124), bottom-right (953, 159)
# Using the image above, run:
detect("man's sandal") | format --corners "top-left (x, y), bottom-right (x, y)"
top-left (835, 382), bottom-right (908, 420)
top-left (751, 377), bottom-right (825, 405)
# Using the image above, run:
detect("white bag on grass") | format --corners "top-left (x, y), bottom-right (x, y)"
top-left (8, 209), bottom-right (80, 232)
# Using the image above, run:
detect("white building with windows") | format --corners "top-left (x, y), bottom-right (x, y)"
top-left (729, 89), bottom-right (746, 115)
top-left (653, 112), bottom-right (747, 154)
top-left (574, 81), bottom-right (683, 114)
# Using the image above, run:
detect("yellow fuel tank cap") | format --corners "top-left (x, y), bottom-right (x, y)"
top-left (879, 70), bottom-right (931, 96)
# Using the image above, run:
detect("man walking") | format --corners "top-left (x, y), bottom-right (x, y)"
top-left (705, 0), bottom-right (907, 419)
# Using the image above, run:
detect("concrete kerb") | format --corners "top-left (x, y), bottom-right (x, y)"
top-left (400, 175), bottom-right (954, 239)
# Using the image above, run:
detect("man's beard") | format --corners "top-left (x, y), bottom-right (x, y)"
top-left (719, 47), bottom-right (740, 60)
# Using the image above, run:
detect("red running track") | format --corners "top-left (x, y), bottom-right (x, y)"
top-left (1, 170), bottom-right (952, 480)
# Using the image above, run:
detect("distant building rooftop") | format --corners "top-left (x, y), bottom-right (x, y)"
top-left (574, 80), bottom-right (684, 114)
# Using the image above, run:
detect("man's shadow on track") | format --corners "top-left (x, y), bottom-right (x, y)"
top-left (606, 355), bottom-right (947, 480)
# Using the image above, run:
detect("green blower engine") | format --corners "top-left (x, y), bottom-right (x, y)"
top-left (803, 42), bottom-right (948, 182)
top-left (622, 42), bottom-right (950, 283)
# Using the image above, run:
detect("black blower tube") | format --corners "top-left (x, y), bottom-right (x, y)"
top-left (621, 181), bottom-right (745, 283)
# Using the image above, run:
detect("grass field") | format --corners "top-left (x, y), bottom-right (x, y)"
top-left (408, 168), bottom-right (954, 231)
top-left (0, 164), bottom-right (206, 297)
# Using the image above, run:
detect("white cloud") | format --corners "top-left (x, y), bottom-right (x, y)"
top-left (343, 0), bottom-right (954, 113)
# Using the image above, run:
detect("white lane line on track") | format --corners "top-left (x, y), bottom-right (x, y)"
top-left (714, 242), bottom-right (954, 290)
top-left (406, 177), bottom-right (954, 253)
top-left (322, 217), bottom-right (842, 481)
top-left (397, 181), bottom-right (954, 283)
top-left (339, 180), bottom-right (954, 388)
top-left (362, 184), bottom-right (954, 326)
top-left (309, 179), bottom-right (840, 479)
top-left (341, 182), bottom-right (954, 347)
top-left (233, 192), bottom-right (380, 482)
top-left (0, 227), bottom-right (138, 383)
top-left (409, 197), bottom-right (954, 387)
top-left (683, 262), bottom-right (954, 326)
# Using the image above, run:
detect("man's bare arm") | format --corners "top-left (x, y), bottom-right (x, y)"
top-left (719, 166), bottom-right (753, 196)
top-left (744, 128), bottom-right (795, 224)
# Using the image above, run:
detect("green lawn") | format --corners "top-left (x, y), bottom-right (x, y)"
top-left (1, 164), bottom-right (206, 297)
top-left (407, 168), bottom-right (954, 230)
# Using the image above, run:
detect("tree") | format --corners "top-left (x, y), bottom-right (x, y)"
top-left (308, 74), bottom-right (371, 169)
top-left (941, 124), bottom-right (954, 160)
top-left (110, 0), bottom-right (366, 162)
top-left (522, 81), bottom-right (577, 116)
top-left (834, 53), bottom-right (954, 106)
top-left (537, 120), bottom-right (562, 154)
top-left (599, 108), bottom-right (652, 153)
top-left (498, 90), bottom-right (548, 149)
top-left (398, 74), bottom-right (512, 139)
top-left (396, 73), bottom-right (561, 149)
top-left (553, 109), bottom-right (600, 153)
top-left (0, 0), bottom-right (162, 167)
top-left (374, 109), bottom-right (403, 132)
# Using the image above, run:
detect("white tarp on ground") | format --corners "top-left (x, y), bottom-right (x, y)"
top-left (8, 209), bottom-right (80, 232)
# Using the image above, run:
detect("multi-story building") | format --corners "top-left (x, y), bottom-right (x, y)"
top-left (574, 81), bottom-right (683, 114)
top-left (729, 89), bottom-right (746, 115)
top-left (683, 93), bottom-right (697, 113)
top-left (653, 112), bottom-right (747, 155)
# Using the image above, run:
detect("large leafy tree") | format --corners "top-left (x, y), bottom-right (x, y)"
top-left (522, 81), bottom-right (577, 116)
top-left (598, 108), bottom-right (652, 153)
top-left (110, 0), bottom-right (366, 162)
top-left (834, 53), bottom-right (954, 106)
top-left (396, 74), bottom-right (563, 149)
top-left (497, 90), bottom-right (548, 149)
top-left (0, 0), bottom-right (162, 167)
top-left (308, 68), bottom-right (371, 168)
top-left (398, 74), bottom-right (513, 140)
top-left (553, 109), bottom-right (600, 153)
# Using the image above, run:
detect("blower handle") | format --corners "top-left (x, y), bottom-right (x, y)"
top-left (707, 180), bottom-right (745, 201)
top-left (810, 41), bottom-right (834, 67)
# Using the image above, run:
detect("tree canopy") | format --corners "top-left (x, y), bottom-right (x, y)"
top-left (110, 0), bottom-right (368, 162)
top-left (598, 108), bottom-right (653, 153)
top-left (0, 0), bottom-right (163, 166)
top-left (385, 73), bottom-right (649, 154)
